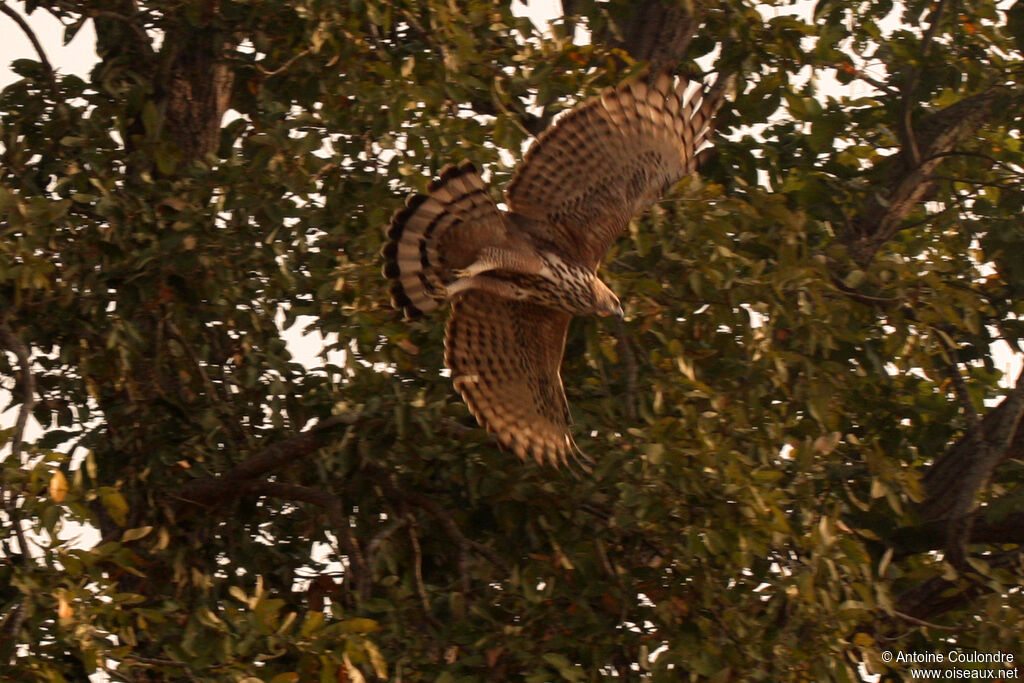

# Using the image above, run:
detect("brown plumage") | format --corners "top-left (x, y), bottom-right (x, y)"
top-left (382, 72), bottom-right (728, 466)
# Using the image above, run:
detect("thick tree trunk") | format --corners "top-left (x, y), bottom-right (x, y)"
top-left (161, 28), bottom-right (235, 165)
top-left (566, 0), bottom-right (703, 72)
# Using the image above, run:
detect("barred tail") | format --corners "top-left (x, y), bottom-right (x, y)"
top-left (382, 193), bottom-right (441, 319)
top-left (382, 160), bottom-right (506, 319)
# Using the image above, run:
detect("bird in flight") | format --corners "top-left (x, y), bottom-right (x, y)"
top-left (382, 71), bottom-right (728, 466)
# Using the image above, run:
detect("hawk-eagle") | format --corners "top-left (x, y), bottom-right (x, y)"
top-left (382, 72), bottom-right (728, 466)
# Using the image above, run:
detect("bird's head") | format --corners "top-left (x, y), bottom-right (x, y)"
top-left (592, 278), bottom-right (623, 318)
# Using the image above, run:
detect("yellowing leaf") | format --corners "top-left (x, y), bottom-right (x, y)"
top-left (341, 617), bottom-right (380, 634)
top-left (397, 339), bottom-right (419, 355)
top-left (121, 526), bottom-right (153, 543)
top-left (48, 470), bottom-right (69, 503)
top-left (400, 55), bottom-right (415, 78)
top-left (229, 586), bottom-right (249, 604)
top-left (276, 610), bottom-right (297, 635)
top-left (852, 632), bottom-right (874, 648)
top-left (877, 547), bottom-right (894, 577)
top-left (154, 526), bottom-right (170, 551)
top-left (362, 639), bottom-right (388, 679)
top-left (57, 596), bottom-right (74, 620)
top-left (843, 269), bottom-right (865, 289)
top-left (817, 516), bottom-right (834, 546)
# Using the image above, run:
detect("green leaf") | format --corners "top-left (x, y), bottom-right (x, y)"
top-left (101, 491), bottom-right (129, 527)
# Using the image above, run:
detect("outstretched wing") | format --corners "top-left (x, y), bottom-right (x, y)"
top-left (444, 291), bottom-right (576, 466)
top-left (505, 72), bottom-right (727, 270)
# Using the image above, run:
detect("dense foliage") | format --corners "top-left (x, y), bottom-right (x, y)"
top-left (2, 0), bottom-right (1023, 680)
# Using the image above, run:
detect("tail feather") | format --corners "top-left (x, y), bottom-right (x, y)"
top-left (382, 160), bottom-right (509, 319)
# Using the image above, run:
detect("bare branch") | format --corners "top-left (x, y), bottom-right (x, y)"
top-left (85, 7), bottom-right (155, 56)
top-left (0, 2), bottom-right (58, 93)
top-left (403, 489), bottom-right (511, 574)
top-left (601, 0), bottom-right (703, 73)
top-left (924, 150), bottom-right (1024, 177)
top-left (165, 320), bottom-right (230, 405)
top-left (846, 67), bottom-right (897, 97)
top-left (407, 515), bottom-right (440, 629)
top-left (255, 48), bottom-right (311, 77)
top-left (366, 518), bottom-right (407, 562)
top-left (890, 610), bottom-right (957, 632)
top-left (121, 655), bottom-right (200, 683)
top-left (892, 511), bottom-right (1024, 558)
top-left (0, 600), bottom-right (27, 664)
top-left (612, 317), bottom-right (639, 422)
top-left (0, 317), bottom-right (36, 667)
top-left (164, 320), bottom-right (256, 450)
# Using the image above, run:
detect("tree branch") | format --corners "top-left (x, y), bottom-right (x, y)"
top-left (931, 326), bottom-right (980, 429)
top-left (896, 549), bottom-right (1023, 622)
top-left (923, 150), bottom-right (1024, 177)
top-left (844, 86), bottom-right (1008, 263)
top-left (600, 0), bottom-right (703, 73)
top-left (0, 317), bottom-right (36, 468)
top-left (890, 609), bottom-right (958, 632)
top-left (0, 316), bottom-right (36, 665)
top-left (612, 317), bottom-right (638, 422)
top-left (919, 364), bottom-right (1024, 564)
top-left (371, 468), bottom-right (510, 574)
top-left (0, 1), bottom-right (58, 93)
top-left (163, 320), bottom-right (256, 451)
top-left (174, 412), bottom-right (360, 507)
top-left (365, 517), bottom-right (407, 564)
top-left (407, 515), bottom-right (440, 629)
top-left (254, 48), bottom-right (311, 77)
top-left (239, 480), bottom-right (370, 599)
top-left (0, 317), bottom-right (36, 565)
top-left (84, 6), bottom-right (155, 57)
top-left (891, 511), bottom-right (1024, 558)
top-left (897, 0), bottom-right (950, 166)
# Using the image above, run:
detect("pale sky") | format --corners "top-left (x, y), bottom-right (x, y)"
top-left (0, 4), bottom-right (96, 89)
top-left (0, 0), bottom-right (562, 88)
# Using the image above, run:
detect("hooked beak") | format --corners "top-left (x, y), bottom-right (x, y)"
top-left (598, 302), bottom-right (624, 318)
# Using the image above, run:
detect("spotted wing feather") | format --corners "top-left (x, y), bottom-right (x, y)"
top-left (505, 73), bottom-right (727, 270)
top-left (445, 291), bottom-right (576, 466)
